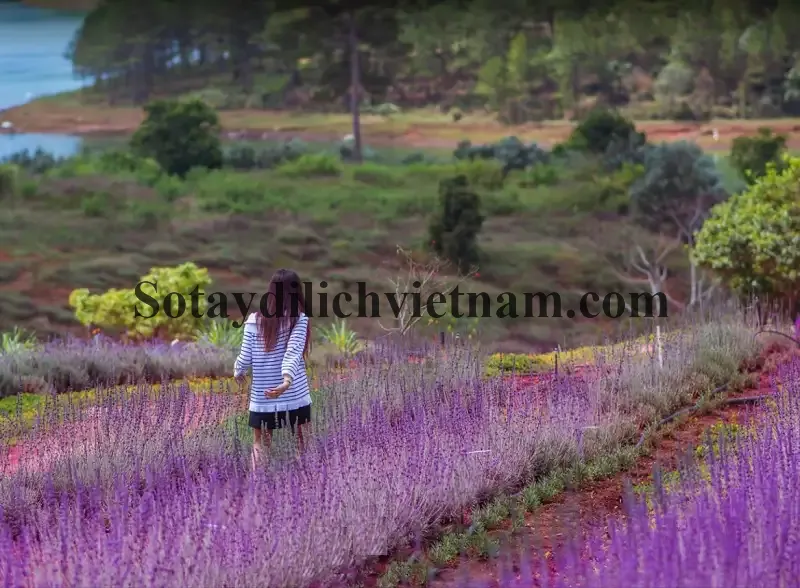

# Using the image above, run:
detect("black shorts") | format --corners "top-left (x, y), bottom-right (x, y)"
top-left (248, 404), bottom-right (311, 432)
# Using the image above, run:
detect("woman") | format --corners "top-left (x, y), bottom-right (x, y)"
top-left (234, 269), bottom-right (312, 468)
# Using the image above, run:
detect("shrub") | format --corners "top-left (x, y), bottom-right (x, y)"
top-left (0, 163), bottom-right (20, 199)
top-left (454, 137), bottom-right (549, 175)
top-left (730, 127), bottom-right (788, 185)
top-left (566, 108), bottom-right (646, 155)
top-left (429, 175), bottom-right (484, 273)
top-left (225, 140), bottom-right (308, 170)
top-left (350, 163), bottom-right (403, 187)
top-left (630, 141), bottom-right (728, 237)
top-left (520, 163), bottom-right (559, 187)
top-left (456, 159), bottom-right (505, 190)
top-left (693, 154), bottom-right (800, 302)
top-left (69, 262), bottom-right (211, 340)
top-left (277, 153), bottom-right (342, 177)
top-left (130, 98), bottom-right (223, 177)
top-left (339, 139), bottom-right (378, 162)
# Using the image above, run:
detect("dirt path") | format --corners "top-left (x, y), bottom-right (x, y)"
top-left (424, 370), bottom-right (776, 587)
top-left (5, 100), bottom-right (800, 150)
top-left (317, 343), bottom-right (782, 588)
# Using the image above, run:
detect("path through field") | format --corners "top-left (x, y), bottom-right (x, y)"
top-left (320, 343), bottom-right (785, 588)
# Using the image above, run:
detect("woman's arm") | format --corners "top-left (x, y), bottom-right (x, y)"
top-left (233, 324), bottom-right (255, 377)
top-left (281, 314), bottom-right (309, 384)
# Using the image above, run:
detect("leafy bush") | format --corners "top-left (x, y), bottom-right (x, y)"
top-left (350, 164), bottom-right (403, 187)
top-left (69, 262), bottom-right (211, 340)
top-left (631, 141), bottom-right (728, 235)
top-left (339, 138), bottom-right (378, 162)
top-left (194, 318), bottom-right (244, 350)
top-left (693, 154), bottom-right (800, 301)
top-left (277, 153), bottom-right (342, 177)
top-left (730, 127), bottom-right (788, 184)
top-left (0, 327), bottom-right (39, 355)
top-left (593, 162), bottom-right (645, 214)
top-left (456, 159), bottom-right (505, 190)
top-left (484, 353), bottom-right (550, 377)
top-left (429, 175), bottom-right (484, 273)
top-left (0, 163), bottom-right (20, 199)
top-left (454, 136), bottom-right (549, 175)
top-left (566, 108), bottom-right (646, 155)
top-left (130, 98), bottom-right (223, 177)
top-left (225, 139), bottom-right (308, 170)
top-left (317, 319), bottom-right (363, 357)
top-left (520, 163), bottom-right (559, 187)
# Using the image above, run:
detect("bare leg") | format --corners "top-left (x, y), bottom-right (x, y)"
top-left (251, 427), bottom-right (272, 470)
top-left (296, 422), bottom-right (309, 455)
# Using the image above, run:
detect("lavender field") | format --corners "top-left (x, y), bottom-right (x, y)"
top-left (0, 310), bottom-right (766, 587)
top-left (481, 360), bottom-right (800, 588)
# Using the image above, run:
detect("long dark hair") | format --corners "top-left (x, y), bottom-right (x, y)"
top-left (257, 269), bottom-right (311, 357)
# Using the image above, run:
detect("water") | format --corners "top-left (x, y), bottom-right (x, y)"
top-left (0, 2), bottom-right (88, 157)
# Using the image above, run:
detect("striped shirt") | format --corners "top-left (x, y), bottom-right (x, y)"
top-left (233, 312), bottom-right (311, 413)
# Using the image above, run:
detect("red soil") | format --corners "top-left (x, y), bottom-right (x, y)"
top-left (322, 343), bottom-right (785, 588)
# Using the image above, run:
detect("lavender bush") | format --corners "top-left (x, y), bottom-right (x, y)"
top-left (481, 361), bottom-right (800, 588)
top-left (0, 336), bottom-right (236, 398)
top-left (0, 310), bottom-right (760, 587)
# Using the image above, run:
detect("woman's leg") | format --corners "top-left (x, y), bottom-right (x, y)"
top-left (251, 427), bottom-right (273, 468)
top-left (291, 405), bottom-right (312, 454)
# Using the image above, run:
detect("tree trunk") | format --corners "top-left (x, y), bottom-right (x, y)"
top-left (348, 11), bottom-right (363, 163)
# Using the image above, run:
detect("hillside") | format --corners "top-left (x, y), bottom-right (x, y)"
top-left (0, 133), bottom-right (711, 353)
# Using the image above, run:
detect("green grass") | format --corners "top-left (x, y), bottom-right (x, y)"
top-left (0, 143), bottom-right (724, 349)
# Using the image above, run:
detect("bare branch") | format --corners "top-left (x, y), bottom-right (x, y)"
top-left (378, 246), bottom-right (477, 336)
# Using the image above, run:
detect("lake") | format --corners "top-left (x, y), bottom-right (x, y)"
top-left (0, 2), bottom-right (89, 158)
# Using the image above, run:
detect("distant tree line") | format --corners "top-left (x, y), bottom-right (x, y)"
top-left (66, 0), bottom-right (800, 121)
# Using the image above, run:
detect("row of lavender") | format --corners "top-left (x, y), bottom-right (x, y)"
top-left (0, 336), bottom-right (237, 398)
top-left (479, 363), bottom-right (800, 587)
top-left (0, 314), bottom-right (759, 587)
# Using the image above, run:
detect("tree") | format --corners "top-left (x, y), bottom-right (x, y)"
top-left (629, 141), bottom-right (729, 307)
top-left (272, 0), bottom-right (467, 163)
top-left (429, 175), bottom-right (484, 273)
top-left (693, 155), bottom-right (800, 308)
top-left (730, 127), bottom-right (788, 184)
top-left (378, 246), bottom-right (475, 336)
top-left (130, 98), bottom-right (223, 177)
top-left (69, 262), bottom-right (212, 341)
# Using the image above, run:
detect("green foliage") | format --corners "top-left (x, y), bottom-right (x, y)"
top-left (0, 164), bottom-right (20, 200)
top-left (225, 140), bottom-right (308, 170)
top-left (484, 353), bottom-right (550, 377)
top-left (317, 319), bottom-right (363, 357)
top-left (0, 327), bottom-right (39, 354)
top-left (194, 318), bottom-right (244, 350)
top-left (68, 262), bottom-right (211, 340)
top-left (566, 108), bottom-right (646, 155)
top-left (520, 163), bottom-right (559, 187)
top-left (429, 175), bottom-right (484, 273)
top-left (694, 421), bottom-right (745, 459)
top-left (730, 127), bottom-right (788, 185)
top-left (277, 153), bottom-right (342, 177)
top-left (593, 162), bottom-right (644, 214)
top-left (454, 137), bottom-right (549, 175)
top-left (130, 98), bottom-right (223, 177)
top-left (630, 141), bottom-right (728, 235)
top-left (339, 139), bottom-right (378, 162)
top-left (455, 159), bottom-right (505, 190)
top-left (1, 148), bottom-right (64, 174)
top-left (425, 310), bottom-right (480, 339)
top-left (693, 154), bottom-right (800, 301)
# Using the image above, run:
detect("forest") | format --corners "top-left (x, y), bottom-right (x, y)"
top-left (66, 0), bottom-right (800, 122)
